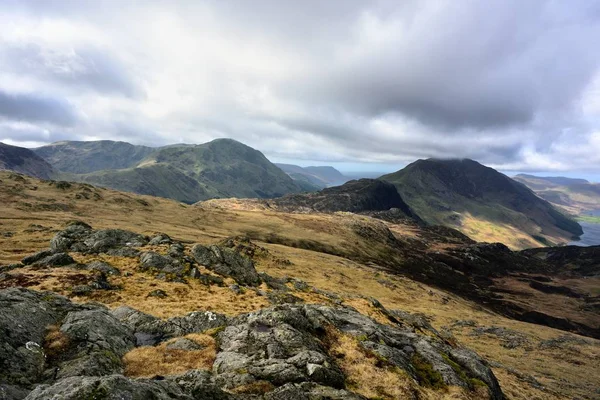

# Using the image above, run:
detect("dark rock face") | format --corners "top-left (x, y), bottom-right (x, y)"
top-left (21, 250), bottom-right (55, 265)
top-left (85, 261), bottom-right (121, 276)
top-left (272, 179), bottom-right (420, 220)
top-left (191, 245), bottom-right (262, 287)
top-left (521, 245), bottom-right (600, 277)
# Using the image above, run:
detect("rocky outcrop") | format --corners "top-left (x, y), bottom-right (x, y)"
top-left (212, 304), bottom-right (502, 399)
top-left (112, 306), bottom-right (228, 347)
top-left (51, 309), bottom-right (135, 379)
top-left (50, 221), bottom-right (148, 254)
top-left (191, 244), bottom-right (262, 286)
top-left (24, 375), bottom-right (197, 400)
top-left (0, 287), bottom-right (503, 399)
top-left (0, 288), bottom-right (101, 392)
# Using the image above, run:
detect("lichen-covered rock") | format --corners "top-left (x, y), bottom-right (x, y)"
top-left (111, 306), bottom-right (228, 346)
top-left (31, 252), bottom-right (76, 268)
top-left (168, 370), bottom-right (233, 400)
top-left (213, 305), bottom-right (345, 390)
top-left (21, 250), bottom-right (55, 265)
top-left (53, 309), bottom-right (135, 379)
top-left (23, 375), bottom-right (195, 400)
top-left (149, 233), bottom-right (173, 246)
top-left (50, 223), bottom-right (148, 254)
top-left (0, 288), bottom-right (98, 389)
top-left (139, 251), bottom-right (186, 276)
top-left (191, 244), bottom-right (262, 286)
top-left (303, 304), bottom-right (504, 399)
top-left (264, 382), bottom-right (366, 400)
top-left (260, 273), bottom-right (290, 292)
top-left (85, 261), bottom-right (121, 276)
top-left (166, 338), bottom-right (205, 351)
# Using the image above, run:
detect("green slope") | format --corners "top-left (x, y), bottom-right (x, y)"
top-left (380, 159), bottom-right (582, 248)
top-left (34, 140), bottom-right (156, 174)
top-left (64, 139), bottom-right (303, 203)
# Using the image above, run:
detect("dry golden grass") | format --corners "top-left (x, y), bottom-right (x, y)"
top-left (43, 324), bottom-right (71, 361)
top-left (230, 381), bottom-right (275, 395)
top-left (324, 326), bottom-right (417, 399)
top-left (123, 333), bottom-right (216, 377)
top-left (324, 326), bottom-right (487, 400)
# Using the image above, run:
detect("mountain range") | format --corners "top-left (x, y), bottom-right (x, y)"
top-left (22, 139), bottom-right (302, 204)
top-left (0, 140), bottom-right (584, 249)
top-left (514, 174), bottom-right (600, 214)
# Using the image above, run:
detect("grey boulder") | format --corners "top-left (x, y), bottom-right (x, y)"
top-left (191, 244), bottom-right (262, 287)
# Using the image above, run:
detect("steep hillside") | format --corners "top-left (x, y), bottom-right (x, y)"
top-left (1, 171), bottom-right (599, 399)
top-left (381, 159), bottom-right (582, 249)
top-left (276, 163), bottom-right (347, 189)
top-left (0, 142), bottom-right (56, 179)
top-left (34, 140), bottom-right (156, 174)
top-left (514, 174), bottom-right (600, 214)
top-left (66, 164), bottom-right (220, 204)
top-left (70, 139), bottom-right (303, 203)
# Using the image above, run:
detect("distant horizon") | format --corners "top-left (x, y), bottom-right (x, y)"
top-left (4, 137), bottom-right (599, 183)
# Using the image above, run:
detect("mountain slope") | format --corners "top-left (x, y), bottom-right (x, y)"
top-left (0, 142), bottom-right (56, 179)
top-left (514, 174), bottom-right (600, 214)
top-left (380, 158), bottom-right (582, 248)
top-left (70, 139), bottom-right (303, 203)
top-left (275, 163), bottom-right (347, 189)
top-left (34, 140), bottom-right (156, 174)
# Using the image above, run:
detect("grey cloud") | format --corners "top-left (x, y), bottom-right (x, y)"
top-left (0, 90), bottom-right (78, 126)
top-left (281, 1), bottom-right (600, 131)
top-left (1, 44), bottom-right (142, 98)
top-left (0, 0), bottom-right (599, 173)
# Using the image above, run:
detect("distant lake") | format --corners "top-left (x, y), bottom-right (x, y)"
top-left (569, 210), bottom-right (600, 247)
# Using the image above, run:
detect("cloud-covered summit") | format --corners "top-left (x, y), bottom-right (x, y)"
top-left (1, 0), bottom-right (599, 173)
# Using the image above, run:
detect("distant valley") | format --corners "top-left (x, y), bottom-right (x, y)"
top-left (513, 174), bottom-right (600, 215)
top-left (514, 174), bottom-right (600, 247)
top-left (274, 163), bottom-right (349, 190)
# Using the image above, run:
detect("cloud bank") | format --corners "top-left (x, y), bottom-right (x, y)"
top-left (0, 0), bottom-right (599, 173)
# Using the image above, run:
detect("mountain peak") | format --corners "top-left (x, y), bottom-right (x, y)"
top-left (381, 158), bottom-right (582, 248)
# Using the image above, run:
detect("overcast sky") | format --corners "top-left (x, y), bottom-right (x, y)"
top-left (1, 0), bottom-right (599, 176)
